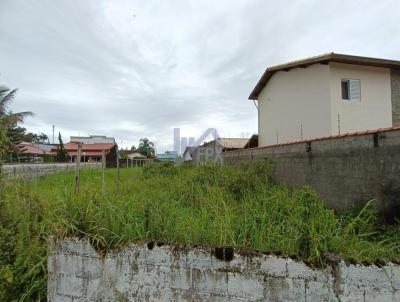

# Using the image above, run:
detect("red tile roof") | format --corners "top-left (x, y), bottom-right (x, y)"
top-left (51, 142), bottom-right (117, 157)
top-left (19, 143), bottom-right (46, 155)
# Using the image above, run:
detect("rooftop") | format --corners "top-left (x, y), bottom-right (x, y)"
top-left (249, 53), bottom-right (400, 100)
top-left (50, 142), bottom-right (117, 156)
top-left (127, 152), bottom-right (147, 159)
top-left (18, 142), bottom-right (55, 156)
top-left (18, 142), bottom-right (47, 156)
top-left (204, 138), bottom-right (249, 149)
top-left (70, 135), bottom-right (116, 144)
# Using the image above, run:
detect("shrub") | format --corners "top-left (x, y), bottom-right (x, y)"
top-left (142, 161), bottom-right (178, 177)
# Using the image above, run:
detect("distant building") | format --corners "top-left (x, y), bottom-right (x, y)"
top-left (118, 150), bottom-right (152, 167)
top-left (51, 139), bottom-right (118, 166)
top-left (192, 138), bottom-right (248, 163)
top-left (157, 151), bottom-right (177, 162)
top-left (17, 142), bottom-right (55, 162)
top-left (33, 143), bottom-right (55, 153)
top-left (126, 152), bottom-right (146, 160)
top-left (119, 150), bottom-right (147, 159)
top-left (69, 135), bottom-right (116, 144)
top-left (182, 146), bottom-right (196, 162)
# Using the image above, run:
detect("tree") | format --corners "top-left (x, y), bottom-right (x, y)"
top-left (6, 126), bottom-right (49, 146)
top-left (0, 85), bottom-right (33, 158)
top-left (55, 132), bottom-right (68, 162)
top-left (137, 138), bottom-right (155, 157)
top-left (36, 133), bottom-right (49, 144)
top-left (130, 145), bottom-right (136, 151)
top-left (0, 124), bottom-right (7, 163)
top-left (0, 85), bottom-right (33, 128)
top-left (7, 126), bottom-right (29, 145)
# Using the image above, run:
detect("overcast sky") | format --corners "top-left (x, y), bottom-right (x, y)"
top-left (1, 0), bottom-right (399, 151)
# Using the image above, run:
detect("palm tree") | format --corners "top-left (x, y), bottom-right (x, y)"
top-left (137, 138), bottom-right (155, 157)
top-left (0, 85), bottom-right (33, 126)
top-left (0, 85), bottom-right (33, 158)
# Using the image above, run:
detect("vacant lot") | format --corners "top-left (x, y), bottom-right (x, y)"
top-left (1, 160), bottom-right (399, 301)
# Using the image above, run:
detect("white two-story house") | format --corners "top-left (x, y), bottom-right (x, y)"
top-left (249, 53), bottom-right (400, 146)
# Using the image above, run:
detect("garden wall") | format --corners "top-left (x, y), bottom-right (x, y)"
top-left (48, 238), bottom-right (400, 301)
top-left (1, 162), bottom-right (101, 179)
top-left (223, 128), bottom-right (400, 221)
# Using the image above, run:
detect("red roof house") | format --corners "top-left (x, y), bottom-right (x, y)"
top-left (51, 142), bottom-right (118, 166)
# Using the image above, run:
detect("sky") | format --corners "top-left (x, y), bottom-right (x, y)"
top-left (1, 0), bottom-right (399, 152)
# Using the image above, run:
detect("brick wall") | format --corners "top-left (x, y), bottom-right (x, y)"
top-left (223, 128), bottom-right (400, 221)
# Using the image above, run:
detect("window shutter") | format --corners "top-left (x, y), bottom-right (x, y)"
top-left (349, 80), bottom-right (361, 101)
top-left (341, 80), bottom-right (349, 100)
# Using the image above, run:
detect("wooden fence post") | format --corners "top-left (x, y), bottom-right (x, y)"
top-left (75, 143), bottom-right (82, 193)
top-left (101, 150), bottom-right (106, 193)
top-left (116, 151), bottom-right (120, 191)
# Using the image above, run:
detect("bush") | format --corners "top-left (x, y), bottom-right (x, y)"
top-left (0, 181), bottom-right (47, 301)
top-left (142, 161), bottom-right (178, 177)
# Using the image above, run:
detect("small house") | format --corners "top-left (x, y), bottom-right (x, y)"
top-left (192, 138), bottom-right (248, 163)
top-left (249, 53), bottom-right (400, 146)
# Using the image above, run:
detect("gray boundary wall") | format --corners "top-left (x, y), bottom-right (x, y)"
top-left (223, 129), bottom-right (400, 219)
top-left (1, 162), bottom-right (101, 179)
top-left (48, 238), bottom-right (400, 301)
top-left (392, 69), bottom-right (400, 125)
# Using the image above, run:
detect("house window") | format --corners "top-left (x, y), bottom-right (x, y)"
top-left (341, 79), bottom-right (361, 101)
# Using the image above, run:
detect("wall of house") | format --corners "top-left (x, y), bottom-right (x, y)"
top-left (1, 162), bottom-right (101, 180)
top-left (258, 64), bottom-right (331, 146)
top-left (223, 128), bottom-right (400, 221)
top-left (48, 238), bottom-right (400, 302)
top-left (391, 69), bottom-right (400, 125)
top-left (329, 63), bottom-right (392, 134)
top-left (192, 142), bottom-right (224, 163)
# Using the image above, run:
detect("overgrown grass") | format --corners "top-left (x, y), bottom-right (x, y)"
top-left (1, 160), bottom-right (399, 300)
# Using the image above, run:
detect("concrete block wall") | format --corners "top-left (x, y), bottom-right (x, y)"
top-left (391, 69), bottom-right (400, 125)
top-left (223, 129), bottom-right (400, 220)
top-left (1, 162), bottom-right (101, 180)
top-left (48, 238), bottom-right (400, 301)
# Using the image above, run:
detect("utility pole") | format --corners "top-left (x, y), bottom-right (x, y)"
top-left (301, 124), bottom-right (303, 140)
top-left (52, 125), bottom-right (55, 144)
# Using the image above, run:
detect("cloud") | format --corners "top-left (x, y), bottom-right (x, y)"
top-left (0, 0), bottom-right (399, 151)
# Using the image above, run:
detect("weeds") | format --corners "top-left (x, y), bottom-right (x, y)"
top-left (0, 160), bottom-right (399, 300)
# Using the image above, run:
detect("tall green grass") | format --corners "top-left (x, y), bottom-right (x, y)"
top-left (0, 160), bottom-right (399, 300)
